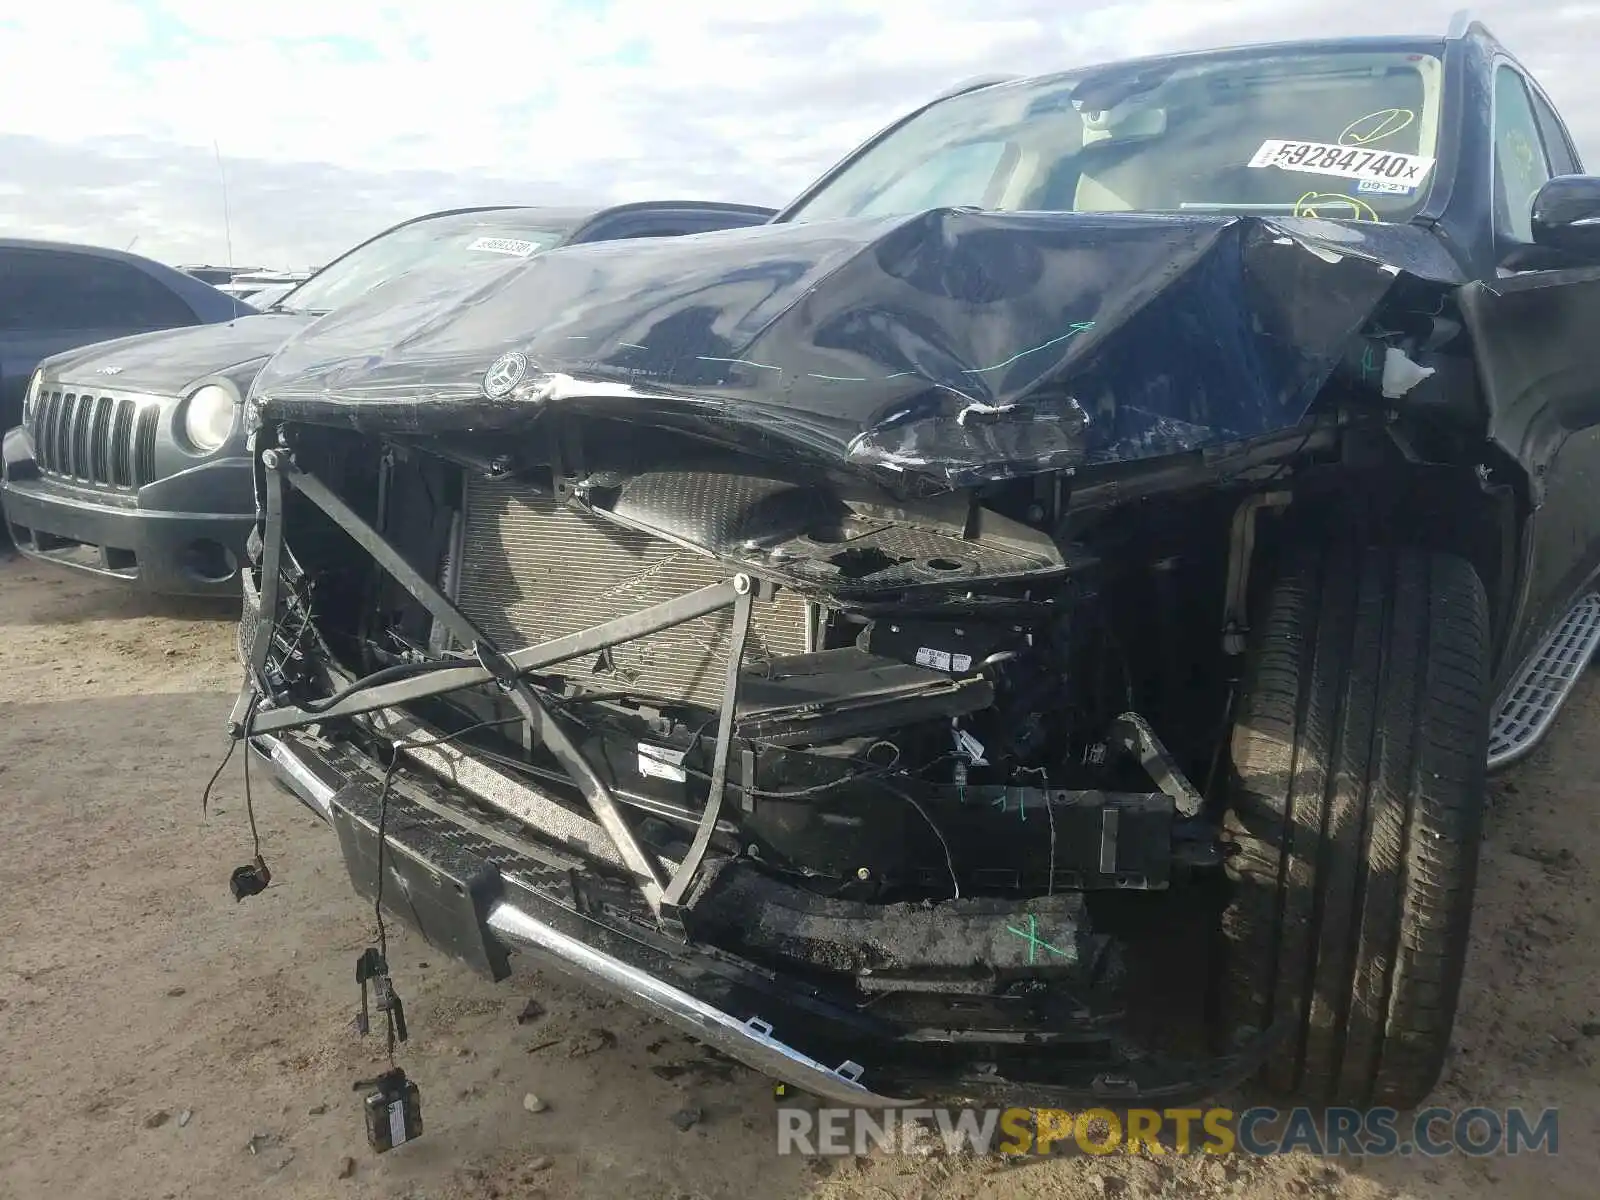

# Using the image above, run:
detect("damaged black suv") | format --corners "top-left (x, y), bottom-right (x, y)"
top-left (232, 21), bottom-right (1600, 1111)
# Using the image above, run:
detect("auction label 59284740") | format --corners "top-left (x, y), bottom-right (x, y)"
top-left (1248, 139), bottom-right (1436, 187)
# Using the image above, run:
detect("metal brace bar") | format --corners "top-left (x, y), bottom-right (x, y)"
top-left (227, 679), bottom-right (257, 736)
top-left (1109, 712), bottom-right (1204, 818)
top-left (661, 579), bottom-right (754, 909)
top-left (271, 453), bottom-right (672, 916)
top-left (497, 675), bottom-right (667, 911)
top-left (249, 578), bottom-right (743, 734)
top-left (228, 452), bottom-right (289, 738)
top-left (283, 455), bottom-right (488, 649)
top-left (249, 454), bottom-right (290, 687)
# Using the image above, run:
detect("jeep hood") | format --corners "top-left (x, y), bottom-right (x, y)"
top-left (251, 208), bottom-right (1463, 490)
top-left (45, 313), bottom-right (312, 395)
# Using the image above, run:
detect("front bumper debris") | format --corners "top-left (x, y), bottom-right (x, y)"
top-left (249, 726), bottom-right (909, 1105)
top-left (237, 442), bottom-right (1284, 1106)
top-left (249, 724), bottom-right (1280, 1107)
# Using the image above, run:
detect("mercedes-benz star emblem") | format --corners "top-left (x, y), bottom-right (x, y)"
top-left (483, 351), bottom-right (529, 398)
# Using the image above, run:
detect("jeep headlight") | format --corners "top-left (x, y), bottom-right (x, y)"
top-left (23, 369), bottom-right (43, 424)
top-left (182, 383), bottom-right (238, 452)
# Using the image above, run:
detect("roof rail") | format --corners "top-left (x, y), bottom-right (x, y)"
top-left (1446, 9), bottom-right (1474, 38)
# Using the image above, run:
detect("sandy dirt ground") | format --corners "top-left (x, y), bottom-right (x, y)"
top-left (1, 550), bottom-right (1597, 1200)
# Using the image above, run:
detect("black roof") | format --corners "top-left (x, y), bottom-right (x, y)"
top-left (964, 33), bottom-right (1456, 98)
top-left (0, 236), bottom-right (249, 321)
top-left (908, 17), bottom-right (1492, 112)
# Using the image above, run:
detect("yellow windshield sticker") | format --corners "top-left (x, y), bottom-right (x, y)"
top-left (1339, 108), bottom-right (1416, 146)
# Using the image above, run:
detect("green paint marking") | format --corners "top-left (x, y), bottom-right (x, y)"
top-left (961, 321), bottom-right (1098, 376)
top-left (1361, 344), bottom-right (1378, 380)
top-left (1005, 913), bottom-right (1074, 964)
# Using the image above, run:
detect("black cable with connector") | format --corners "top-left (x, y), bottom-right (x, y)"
top-left (201, 691), bottom-right (272, 900)
top-left (364, 715), bottom-right (527, 1061)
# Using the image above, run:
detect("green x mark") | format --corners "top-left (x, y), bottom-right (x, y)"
top-left (1005, 913), bottom-right (1074, 965)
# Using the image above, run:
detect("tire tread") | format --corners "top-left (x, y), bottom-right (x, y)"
top-left (1223, 542), bottom-right (1489, 1108)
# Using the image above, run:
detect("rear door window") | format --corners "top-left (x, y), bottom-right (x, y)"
top-left (1492, 67), bottom-right (1554, 244)
top-left (0, 248), bottom-right (199, 332)
top-left (1527, 84), bottom-right (1582, 176)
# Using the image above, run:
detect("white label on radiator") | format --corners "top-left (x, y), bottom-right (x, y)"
top-left (637, 742), bottom-right (688, 783)
top-left (388, 1098), bottom-right (407, 1146)
top-left (915, 647), bottom-right (952, 671)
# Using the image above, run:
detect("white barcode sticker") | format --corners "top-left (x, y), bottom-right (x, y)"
top-left (388, 1098), bottom-right (407, 1146)
top-left (637, 743), bottom-right (688, 783)
top-left (467, 236), bottom-right (540, 257)
top-left (1248, 139), bottom-right (1434, 187)
top-left (915, 647), bottom-right (953, 671)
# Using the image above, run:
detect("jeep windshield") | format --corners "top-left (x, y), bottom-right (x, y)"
top-left (784, 46), bottom-right (1445, 225)
top-left (270, 211), bottom-right (574, 316)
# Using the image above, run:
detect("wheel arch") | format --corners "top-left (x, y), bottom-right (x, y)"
top-left (1251, 447), bottom-right (1528, 673)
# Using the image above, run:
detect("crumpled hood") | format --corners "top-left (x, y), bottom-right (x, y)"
top-left (46, 313), bottom-right (312, 395)
top-left (251, 208), bottom-right (1463, 489)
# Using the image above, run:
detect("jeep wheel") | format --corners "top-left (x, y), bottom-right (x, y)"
top-left (1221, 543), bottom-right (1491, 1108)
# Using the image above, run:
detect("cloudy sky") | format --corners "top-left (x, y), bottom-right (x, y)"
top-left (1, 1), bottom-right (1595, 271)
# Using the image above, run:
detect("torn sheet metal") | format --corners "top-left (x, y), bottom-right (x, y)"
top-left (251, 208), bottom-right (1462, 490)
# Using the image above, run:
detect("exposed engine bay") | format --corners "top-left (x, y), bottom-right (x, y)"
top-left (231, 196), bottom-right (1534, 1102)
top-left (236, 385), bottom-right (1373, 1101)
top-left (257, 417), bottom-right (1259, 899)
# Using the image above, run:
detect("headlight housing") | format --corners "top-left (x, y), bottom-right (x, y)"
top-left (181, 383), bottom-right (238, 453)
top-left (22, 369), bottom-right (43, 424)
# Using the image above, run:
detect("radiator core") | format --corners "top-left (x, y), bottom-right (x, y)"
top-left (456, 478), bottom-right (810, 710)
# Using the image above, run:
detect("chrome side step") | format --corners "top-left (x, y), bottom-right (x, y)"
top-left (1488, 591), bottom-right (1600, 772)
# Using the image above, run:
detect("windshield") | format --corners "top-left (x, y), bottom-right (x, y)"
top-left (786, 48), bottom-right (1445, 225)
top-left (237, 281), bottom-right (297, 309)
top-left (274, 211), bottom-right (573, 315)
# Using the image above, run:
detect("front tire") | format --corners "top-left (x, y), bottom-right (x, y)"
top-left (1222, 542), bottom-right (1490, 1108)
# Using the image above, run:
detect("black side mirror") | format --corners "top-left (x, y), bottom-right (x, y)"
top-left (1530, 174), bottom-right (1600, 263)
